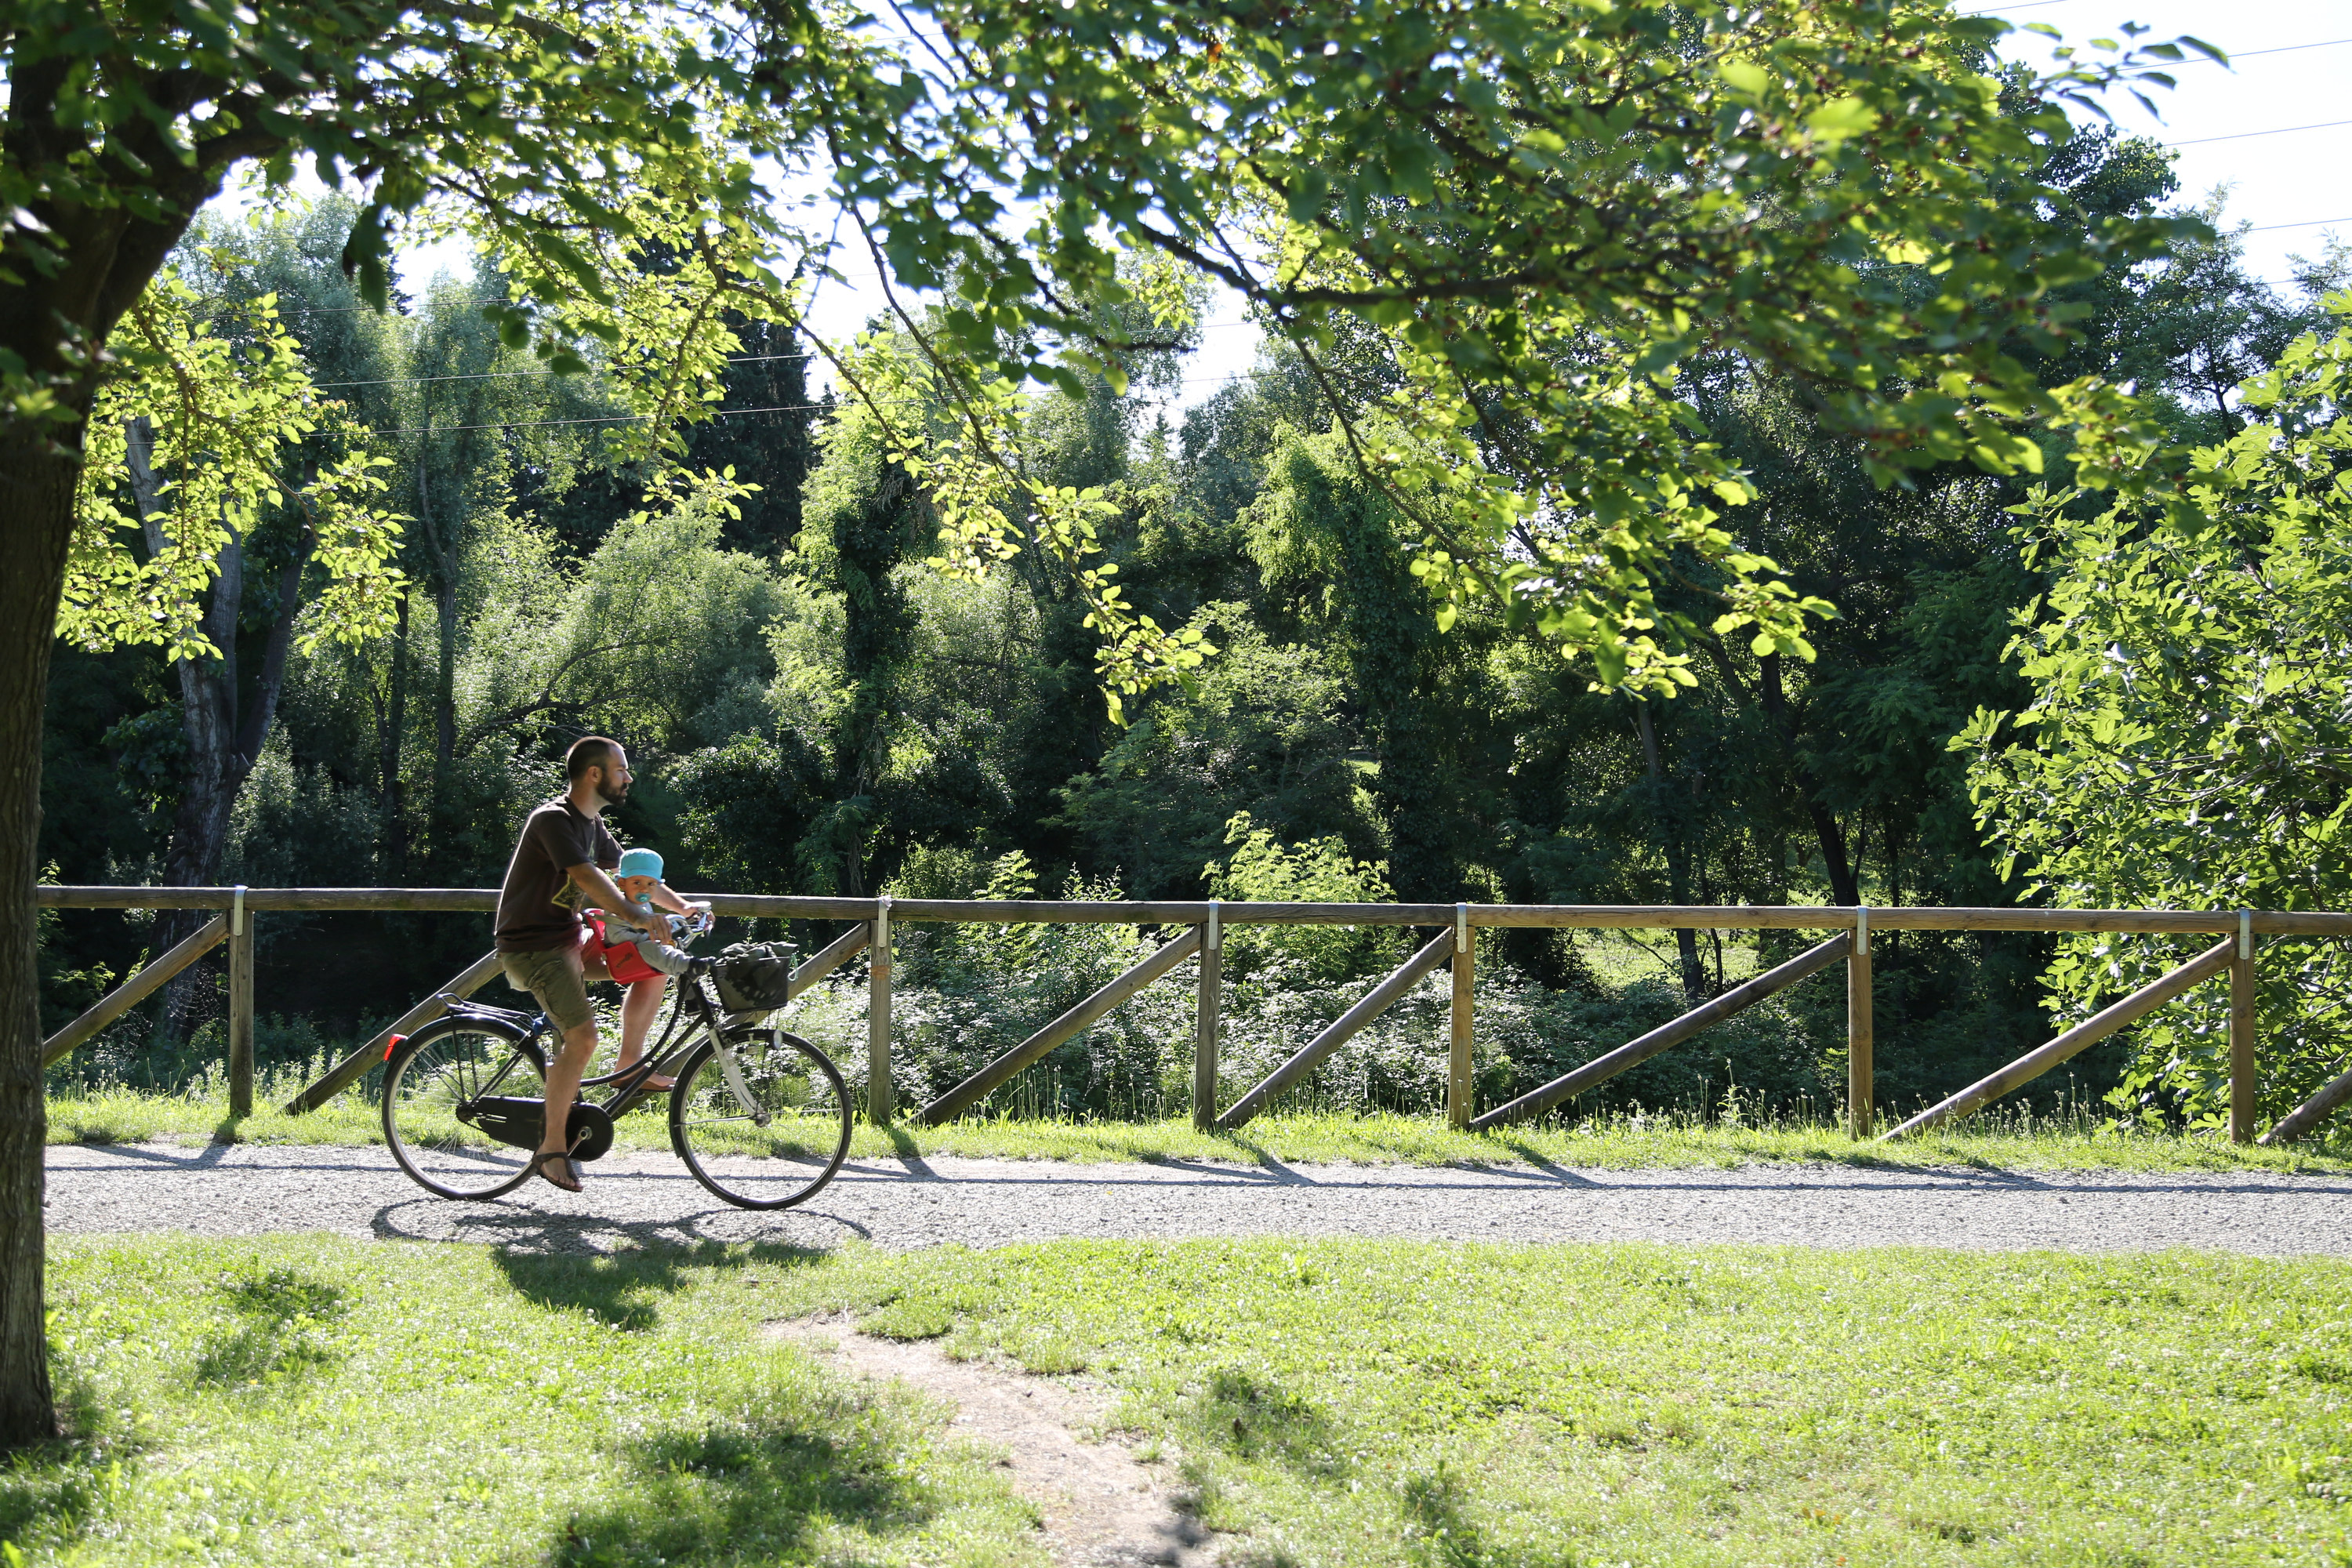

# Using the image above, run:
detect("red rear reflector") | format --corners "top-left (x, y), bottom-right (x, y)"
top-left (383, 1033), bottom-right (406, 1061)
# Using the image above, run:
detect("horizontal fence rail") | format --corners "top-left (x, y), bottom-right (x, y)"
top-left (34, 887), bottom-right (2352, 1144)
top-left (37, 886), bottom-right (2352, 935)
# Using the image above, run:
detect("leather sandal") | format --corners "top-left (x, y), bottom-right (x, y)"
top-left (528, 1151), bottom-right (583, 1193)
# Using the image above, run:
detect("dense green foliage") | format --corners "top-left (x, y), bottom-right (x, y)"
top-left (29, 2), bottom-right (2352, 1130)
top-left (20, 1232), bottom-right (2352, 1563)
top-left (41, 154), bottom-right (2352, 1127)
top-left (1963, 309), bottom-right (2352, 1128)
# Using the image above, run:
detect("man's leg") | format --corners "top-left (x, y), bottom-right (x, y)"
top-left (519, 940), bottom-right (600, 1167)
top-left (540, 1019), bottom-right (600, 1159)
top-left (615, 976), bottom-right (671, 1085)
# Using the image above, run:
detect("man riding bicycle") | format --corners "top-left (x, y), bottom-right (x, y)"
top-left (493, 735), bottom-right (703, 1192)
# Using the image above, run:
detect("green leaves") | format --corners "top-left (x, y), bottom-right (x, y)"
top-left (5, 0), bottom-right (2209, 720)
top-left (62, 279), bottom-right (405, 659)
top-left (1803, 97), bottom-right (1880, 147)
top-left (1965, 307), bottom-right (2352, 1127)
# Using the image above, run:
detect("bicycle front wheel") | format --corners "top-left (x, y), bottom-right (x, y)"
top-left (669, 1029), bottom-right (852, 1210)
top-left (383, 1021), bottom-right (548, 1200)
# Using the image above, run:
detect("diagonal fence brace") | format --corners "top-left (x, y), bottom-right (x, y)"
top-left (2263, 1062), bottom-right (2352, 1145)
top-left (1882, 937), bottom-right (2235, 1141)
top-left (788, 922), bottom-right (871, 1002)
top-left (1471, 932), bottom-right (1852, 1131)
top-left (43, 914), bottom-right (231, 1069)
top-left (285, 949), bottom-right (507, 1112)
top-left (1218, 930), bottom-right (1457, 1132)
top-left (921, 926), bottom-right (1203, 1126)
top-left (286, 921), bottom-right (877, 1115)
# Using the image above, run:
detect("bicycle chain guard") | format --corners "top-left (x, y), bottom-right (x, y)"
top-left (457, 1098), bottom-right (616, 1163)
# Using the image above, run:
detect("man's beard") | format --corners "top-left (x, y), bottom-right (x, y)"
top-left (597, 778), bottom-right (631, 808)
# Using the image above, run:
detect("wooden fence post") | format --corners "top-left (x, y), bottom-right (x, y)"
top-left (227, 886), bottom-right (254, 1118)
top-left (1194, 902), bottom-right (1221, 1132)
top-left (868, 895), bottom-right (893, 1124)
top-left (1449, 903), bottom-right (1473, 1129)
top-left (2231, 910), bottom-right (2257, 1144)
top-left (1847, 906), bottom-right (1871, 1139)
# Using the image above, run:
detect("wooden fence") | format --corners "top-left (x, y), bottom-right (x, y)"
top-left (34, 887), bottom-right (2352, 1143)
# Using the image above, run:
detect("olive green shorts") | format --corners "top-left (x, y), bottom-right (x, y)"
top-left (501, 938), bottom-right (597, 1033)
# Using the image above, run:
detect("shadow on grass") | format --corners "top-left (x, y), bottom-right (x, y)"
top-left (194, 1265), bottom-right (353, 1388)
top-left (1196, 1365), bottom-right (1348, 1479)
top-left (1218, 1136), bottom-right (1315, 1180)
top-left (0, 1347), bottom-right (147, 1554)
top-left (550, 1401), bottom-right (942, 1566)
top-left (880, 1123), bottom-right (945, 1180)
top-left (492, 1240), bottom-right (827, 1333)
top-left (1399, 1460), bottom-right (1577, 1568)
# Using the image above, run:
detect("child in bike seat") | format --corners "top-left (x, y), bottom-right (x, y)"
top-left (586, 847), bottom-right (704, 983)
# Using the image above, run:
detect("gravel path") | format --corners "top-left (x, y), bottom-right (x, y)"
top-left (39, 1141), bottom-right (2352, 1257)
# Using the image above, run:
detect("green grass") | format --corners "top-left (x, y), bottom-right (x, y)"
top-left (24, 1233), bottom-right (2352, 1565)
top-left (29, 1234), bottom-right (1040, 1566)
top-left (42, 1082), bottom-right (2352, 1174)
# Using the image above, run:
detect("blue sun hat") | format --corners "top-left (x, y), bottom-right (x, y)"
top-left (615, 847), bottom-right (664, 881)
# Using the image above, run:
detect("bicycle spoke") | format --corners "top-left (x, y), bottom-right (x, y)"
top-left (669, 1030), bottom-right (852, 1210)
top-left (383, 1025), bottom-right (545, 1200)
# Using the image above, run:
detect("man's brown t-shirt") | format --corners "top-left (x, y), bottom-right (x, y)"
top-left (495, 798), bottom-right (622, 953)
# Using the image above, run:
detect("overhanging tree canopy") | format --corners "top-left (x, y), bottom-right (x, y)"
top-left (2, 0), bottom-right (2201, 1445)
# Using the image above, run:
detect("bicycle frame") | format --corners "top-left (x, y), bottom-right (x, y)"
top-left (389, 943), bottom-right (838, 1210)
top-left (439, 959), bottom-right (771, 1125)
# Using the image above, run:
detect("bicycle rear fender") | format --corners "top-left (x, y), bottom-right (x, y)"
top-left (402, 1008), bottom-right (547, 1076)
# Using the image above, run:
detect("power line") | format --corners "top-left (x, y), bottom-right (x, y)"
top-left (2173, 118), bottom-right (2352, 147)
top-left (2249, 218), bottom-right (2352, 234)
top-left (2188, 37), bottom-right (2352, 62)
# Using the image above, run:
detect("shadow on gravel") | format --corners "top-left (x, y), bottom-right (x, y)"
top-left (368, 1192), bottom-right (868, 1248)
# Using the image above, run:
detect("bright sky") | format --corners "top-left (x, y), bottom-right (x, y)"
top-left (381, 2), bottom-right (2349, 419)
top-left (1984, 0), bottom-right (2350, 288)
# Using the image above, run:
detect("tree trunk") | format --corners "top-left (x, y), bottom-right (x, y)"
top-left (0, 430), bottom-right (78, 1445)
top-left (1757, 654), bottom-right (1860, 909)
top-left (129, 428), bottom-right (247, 1039)
top-left (1635, 702), bottom-right (1707, 1004)
top-left (379, 592), bottom-right (412, 880)
top-left (416, 456), bottom-right (460, 872)
top-left (129, 437), bottom-right (306, 1040)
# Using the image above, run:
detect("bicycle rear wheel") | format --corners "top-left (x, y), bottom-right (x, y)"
top-left (669, 1029), bottom-right (851, 1210)
top-left (383, 1019), bottom-right (547, 1200)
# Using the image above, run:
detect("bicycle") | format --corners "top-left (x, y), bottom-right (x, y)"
top-left (379, 924), bottom-right (852, 1210)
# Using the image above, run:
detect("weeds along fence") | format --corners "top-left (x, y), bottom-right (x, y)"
top-left (35, 886), bottom-right (2352, 1145)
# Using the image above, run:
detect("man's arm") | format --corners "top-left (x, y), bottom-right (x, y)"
top-left (566, 862), bottom-right (655, 931)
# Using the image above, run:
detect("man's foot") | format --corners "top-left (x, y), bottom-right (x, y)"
top-left (528, 1151), bottom-right (583, 1193)
top-left (615, 1058), bottom-right (675, 1091)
